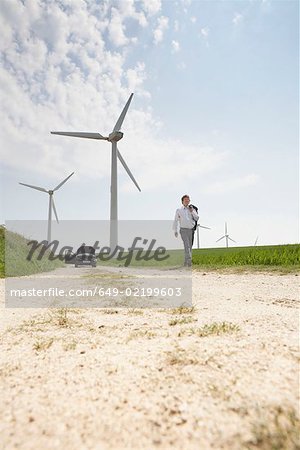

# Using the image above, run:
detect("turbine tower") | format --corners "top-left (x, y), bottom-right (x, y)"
top-left (216, 222), bottom-right (236, 248)
top-left (19, 172), bottom-right (74, 243)
top-left (254, 235), bottom-right (259, 246)
top-left (195, 223), bottom-right (211, 249)
top-left (51, 93), bottom-right (140, 251)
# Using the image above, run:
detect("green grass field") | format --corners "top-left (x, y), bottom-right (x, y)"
top-left (0, 225), bottom-right (299, 277)
top-left (97, 244), bottom-right (300, 272)
top-left (192, 244), bottom-right (300, 272)
top-left (0, 226), bottom-right (64, 278)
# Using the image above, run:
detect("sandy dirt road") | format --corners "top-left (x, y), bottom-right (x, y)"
top-left (0, 266), bottom-right (299, 449)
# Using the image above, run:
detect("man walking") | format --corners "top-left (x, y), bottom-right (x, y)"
top-left (173, 195), bottom-right (199, 267)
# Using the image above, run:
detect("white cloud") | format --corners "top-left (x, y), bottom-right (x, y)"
top-left (199, 27), bottom-right (210, 47)
top-left (153, 16), bottom-right (169, 44)
top-left (190, 16), bottom-right (197, 23)
top-left (200, 27), bottom-right (210, 38)
top-left (232, 13), bottom-right (243, 25)
top-left (171, 40), bottom-right (180, 53)
top-left (121, 135), bottom-right (228, 193)
top-left (108, 7), bottom-right (129, 47)
top-left (117, 0), bottom-right (148, 27)
top-left (126, 62), bottom-right (149, 97)
top-left (141, 0), bottom-right (162, 16)
top-left (0, 1), bottom-right (147, 178)
top-left (181, 0), bottom-right (192, 14)
top-left (0, 0), bottom-right (228, 199)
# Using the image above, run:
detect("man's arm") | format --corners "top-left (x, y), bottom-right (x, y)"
top-left (173, 209), bottom-right (179, 236)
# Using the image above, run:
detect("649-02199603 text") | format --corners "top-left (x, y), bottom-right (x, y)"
top-left (9, 286), bottom-right (183, 298)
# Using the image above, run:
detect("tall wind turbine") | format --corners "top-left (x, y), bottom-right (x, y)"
top-left (216, 222), bottom-right (236, 248)
top-left (19, 172), bottom-right (74, 243)
top-left (195, 223), bottom-right (211, 249)
top-left (51, 93), bottom-right (140, 251)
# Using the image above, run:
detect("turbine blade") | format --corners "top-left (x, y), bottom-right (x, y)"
top-left (117, 148), bottom-right (141, 192)
top-left (113, 93), bottom-right (134, 132)
top-left (199, 225), bottom-right (211, 229)
top-left (53, 172), bottom-right (74, 191)
top-left (216, 236), bottom-right (225, 242)
top-left (51, 132), bottom-right (108, 140)
top-left (52, 198), bottom-right (59, 223)
top-left (19, 182), bottom-right (47, 193)
top-left (228, 237), bottom-right (236, 243)
top-left (225, 222), bottom-right (227, 234)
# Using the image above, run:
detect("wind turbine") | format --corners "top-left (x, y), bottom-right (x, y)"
top-left (216, 222), bottom-right (236, 248)
top-left (196, 224), bottom-right (211, 249)
top-left (254, 235), bottom-right (259, 246)
top-left (19, 172), bottom-right (74, 243)
top-left (50, 93), bottom-right (141, 252)
top-left (195, 224), bottom-right (211, 249)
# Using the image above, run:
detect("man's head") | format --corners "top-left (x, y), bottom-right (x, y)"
top-left (181, 195), bottom-right (190, 206)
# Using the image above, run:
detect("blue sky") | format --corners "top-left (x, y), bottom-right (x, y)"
top-left (0, 0), bottom-right (298, 247)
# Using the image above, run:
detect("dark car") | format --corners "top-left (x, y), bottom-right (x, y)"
top-left (74, 245), bottom-right (97, 268)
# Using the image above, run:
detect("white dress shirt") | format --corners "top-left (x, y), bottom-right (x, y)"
top-left (173, 206), bottom-right (199, 231)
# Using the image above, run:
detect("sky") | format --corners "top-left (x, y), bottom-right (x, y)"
top-left (0, 0), bottom-right (299, 248)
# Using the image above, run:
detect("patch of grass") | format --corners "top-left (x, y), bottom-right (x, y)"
top-left (12, 315), bottom-right (53, 333)
top-left (126, 329), bottom-right (156, 342)
top-left (169, 316), bottom-right (196, 326)
top-left (51, 308), bottom-right (69, 327)
top-left (101, 309), bottom-right (119, 314)
top-left (127, 308), bottom-right (144, 315)
top-left (2, 226), bottom-right (64, 278)
top-left (192, 244), bottom-right (300, 271)
top-left (33, 337), bottom-right (54, 351)
top-left (178, 321), bottom-right (240, 337)
top-left (48, 308), bottom-right (88, 328)
top-left (62, 339), bottom-right (77, 351)
top-left (245, 405), bottom-right (300, 450)
top-left (165, 347), bottom-right (200, 366)
top-left (169, 305), bottom-right (196, 315)
top-left (10, 309), bottom-right (85, 334)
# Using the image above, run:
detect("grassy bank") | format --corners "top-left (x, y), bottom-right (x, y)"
top-left (192, 244), bottom-right (300, 272)
top-left (0, 226), bottom-right (64, 278)
top-left (96, 244), bottom-right (300, 272)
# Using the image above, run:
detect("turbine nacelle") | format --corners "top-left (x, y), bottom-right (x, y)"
top-left (108, 131), bottom-right (123, 142)
top-left (216, 222), bottom-right (236, 247)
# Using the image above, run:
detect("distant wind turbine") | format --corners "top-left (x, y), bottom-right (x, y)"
top-left (195, 223), bottom-right (211, 249)
top-left (51, 93), bottom-right (141, 251)
top-left (19, 172), bottom-right (74, 243)
top-left (216, 222), bottom-right (236, 248)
